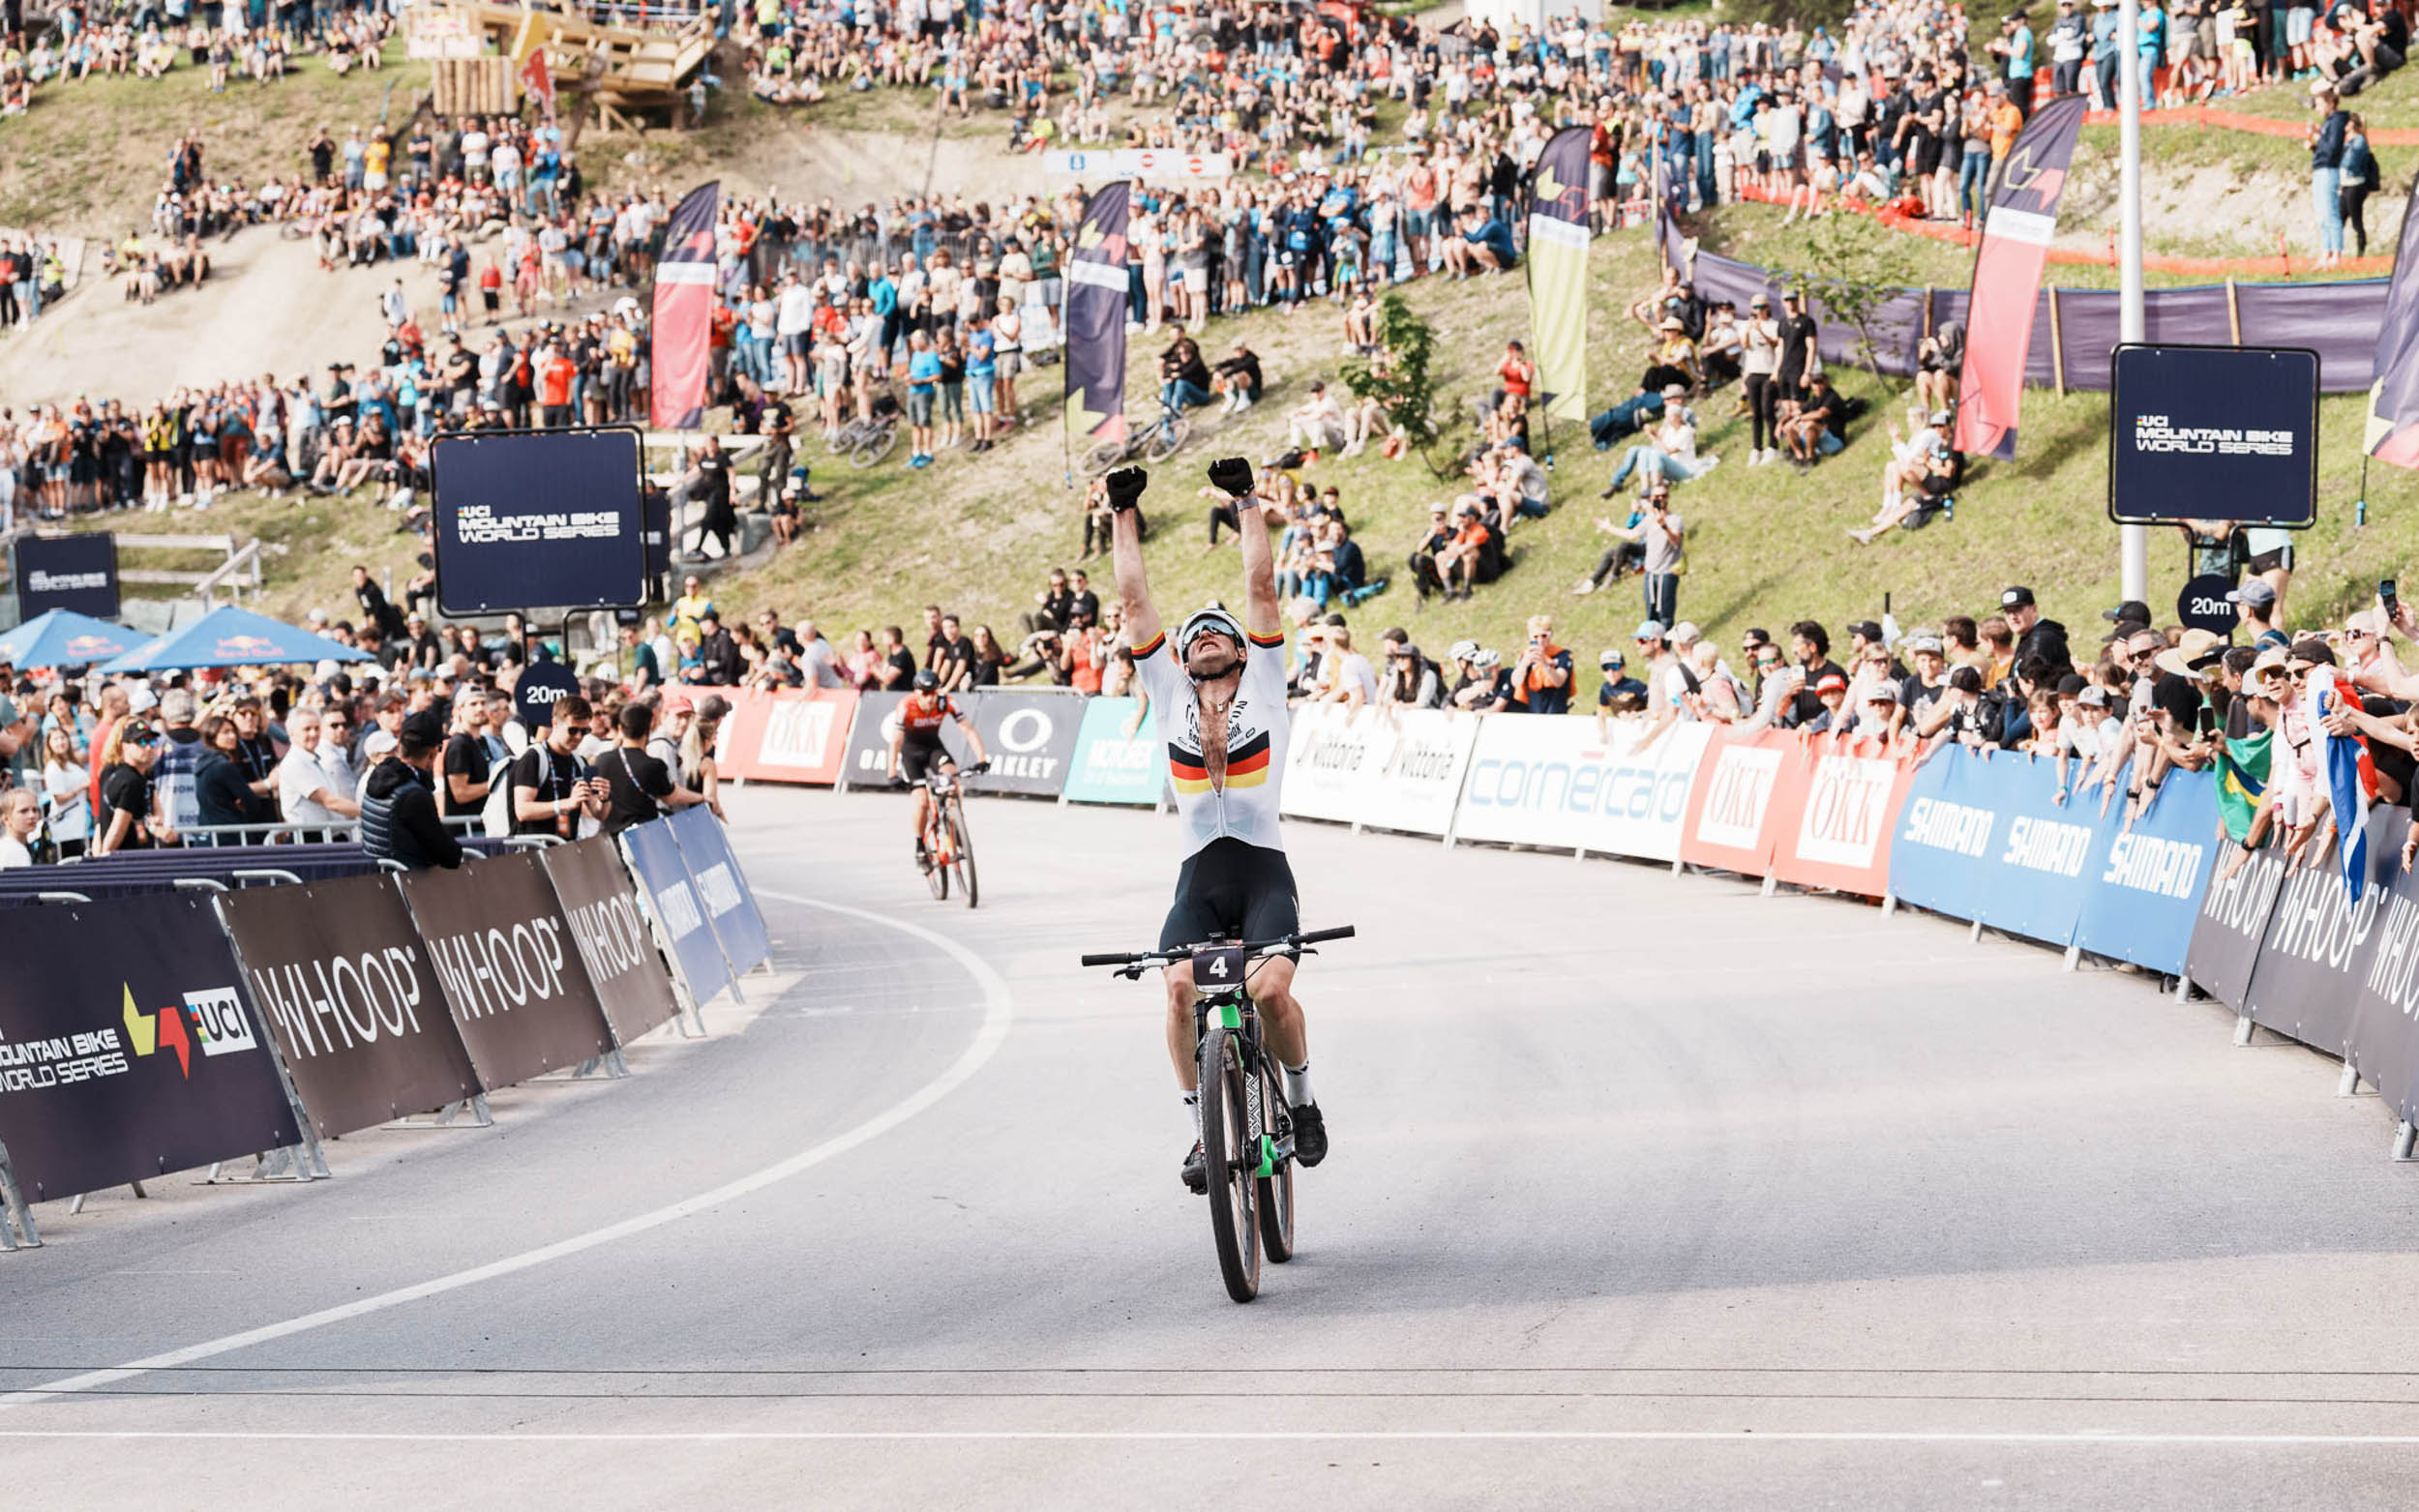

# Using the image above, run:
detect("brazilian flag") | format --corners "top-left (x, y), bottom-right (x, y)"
top-left (2216, 730), bottom-right (2272, 844)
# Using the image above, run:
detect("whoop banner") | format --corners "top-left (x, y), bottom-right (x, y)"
top-left (668, 806), bottom-right (772, 976)
top-left (2241, 817), bottom-right (2394, 1058)
top-left (217, 874), bottom-right (481, 1139)
top-left (397, 854), bottom-right (615, 1090)
top-left (649, 180), bottom-right (721, 430)
top-left (1953, 94), bottom-right (2086, 460)
top-left (720, 687), bottom-right (858, 785)
top-left (1525, 126), bottom-right (1592, 423)
top-left (1063, 182), bottom-right (1133, 450)
top-left (1062, 697), bottom-right (1169, 806)
top-left (0, 896), bottom-right (300, 1203)
top-left (542, 837), bottom-right (684, 1046)
top-left (620, 817), bottom-right (733, 1010)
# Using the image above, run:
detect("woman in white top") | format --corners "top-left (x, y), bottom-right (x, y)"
top-left (40, 724), bottom-right (90, 858)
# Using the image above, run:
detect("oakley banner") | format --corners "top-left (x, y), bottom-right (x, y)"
top-left (1451, 717), bottom-right (1711, 863)
top-left (668, 805), bottom-right (771, 975)
top-left (620, 816), bottom-right (733, 1009)
top-left (216, 873), bottom-right (482, 1140)
top-left (2182, 841), bottom-right (2291, 1010)
top-left (839, 691), bottom-right (910, 789)
top-left (2068, 764), bottom-right (2224, 976)
top-left (1062, 697), bottom-right (1171, 807)
top-left (397, 853), bottom-right (614, 1090)
top-left (720, 687), bottom-right (858, 785)
top-left (542, 837), bottom-right (684, 1046)
top-left (959, 691), bottom-right (1084, 797)
top-left (0, 895), bottom-right (300, 1203)
top-left (2240, 815), bottom-right (2397, 1060)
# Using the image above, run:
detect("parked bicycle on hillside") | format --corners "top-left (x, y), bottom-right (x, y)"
top-left (1082, 395), bottom-right (1192, 475)
top-left (829, 388), bottom-right (903, 468)
top-left (1080, 926), bottom-right (1355, 1302)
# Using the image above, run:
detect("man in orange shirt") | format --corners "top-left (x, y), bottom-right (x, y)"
top-left (1437, 499), bottom-right (1494, 601)
top-left (536, 340), bottom-right (577, 427)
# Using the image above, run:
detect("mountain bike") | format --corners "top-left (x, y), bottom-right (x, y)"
top-left (1082, 394), bottom-right (1192, 475)
top-left (1080, 926), bottom-right (1355, 1302)
top-left (828, 390), bottom-right (903, 468)
top-left (893, 761), bottom-right (984, 904)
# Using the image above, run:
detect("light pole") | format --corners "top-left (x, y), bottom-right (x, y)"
top-left (2118, 0), bottom-right (2148, 602)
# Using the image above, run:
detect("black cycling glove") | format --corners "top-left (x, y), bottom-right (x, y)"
top-left (1207, 456), bottom-right (1254, 498)
top-left (1105, 466), bottom-right (1149, 513)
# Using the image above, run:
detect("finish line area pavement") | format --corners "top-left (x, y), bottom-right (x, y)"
top-left (4, 788), bottom-right (2418, 1508)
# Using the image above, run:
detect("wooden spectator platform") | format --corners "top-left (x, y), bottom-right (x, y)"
top-left (430, 2), bottom-right (717, 127)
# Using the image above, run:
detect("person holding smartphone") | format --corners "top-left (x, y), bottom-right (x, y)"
top-left (510, 696), bottom-right (608, 840)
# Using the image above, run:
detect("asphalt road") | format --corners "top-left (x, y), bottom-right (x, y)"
top-left (5, 786), bottom-right (2419, 1508)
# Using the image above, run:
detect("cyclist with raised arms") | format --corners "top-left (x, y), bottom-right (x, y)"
top-left (887, 668), bottom-right (989, 873)
top-left (1108, 459), bottom-right (1328, 1194)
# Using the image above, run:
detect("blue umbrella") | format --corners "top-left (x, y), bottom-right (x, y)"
top-left (0, 608), bottom-right (139, 667)
top-left (99, 605), bottom-right (373, 674)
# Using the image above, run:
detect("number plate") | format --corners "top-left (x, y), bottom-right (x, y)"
top-left (1193, 945), bottom-right (1247, 987)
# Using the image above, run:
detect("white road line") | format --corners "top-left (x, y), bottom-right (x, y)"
top-left (0, 1430), bottom-right (2415, 1446)
top-left (0, 895), bottom-right (1015, 1412)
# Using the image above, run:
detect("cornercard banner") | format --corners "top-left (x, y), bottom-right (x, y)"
top-left (720, 687), bottom-right (858, 785)
top-left (0, 895), bottom-right (300, 1202)
top-left (1453, 718), bottom-right (1710, 862)
top-left (542, 837), bottom-right (684, 1046)
top-left (668, 805), bottom-right (772, 975)
top-left (620, 817), bottom-right (733, 1009)
top-left (397, 853), bottom-right (615, 1089)
top-left (217, 874), bottom-right (482, 1139)
top-left (1062, 697), bottom-right (1169, 806)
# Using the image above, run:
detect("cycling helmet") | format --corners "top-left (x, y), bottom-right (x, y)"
top-left (1473, 647), bottom-right (1503, 669)
top-left (911, 668), bottom-right (941, 692)
top-left (1448, 638), bottom-right (1480, 664)
top-left (1175, 606), bottom-right (1249, 665)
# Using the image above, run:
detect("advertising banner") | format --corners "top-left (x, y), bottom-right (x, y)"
top-left (1525, 125), bottom-right (1592, 423)
top-left (839, 691), bottom-right (909, 789)
top-left (2181, 842), bottom-right (2290, 1009)
top-left (1766, 733), bottom-right (1917, 898)
top-left (1283, 703), bottom-right (1389, 825)
top-left (2240, 816), bottom-right (2396, 1058)
top-left (720, 687), bottom-right (858, 785)
top-left (1452, 717), bottom-right (1710, 862)
top-left (13, 532), bottom-right (120, 619)
top-left (1357, 710), bottom-right (1483, 838)
top-left (2344, 810), bottom-right (2419, 1122)
top-left (1889, 748), bottom-right (2097, 945)
top-left (620, 817), bottom-right (733, 1009)
top-left (430, 427), bottom-right (647, 615)
top-left (397, 854), bottom-right (615, 1090)
top-left (669, 805), bottom-right (772, 975)
top-left (216, 874), bottom-right (482, 1139)
top-left (1064, 182), bottom-right (1133, 451)
top-left (959, 691), bottom-right (1084, 797)
top-left (541, 837), bottom-right (684, 1046)
top-left (1679, 729), bottom-right (1793, 878)
top-left (650, 180), bottom-right (721, 430)
top-left (0, 895), bottom-right (300, 1202)
top-left (2069, 766), bottom-right (2224, 975)
top-left (1953, 94), bottom-right (2087, 460)
top-left (1062, 697), bottom-right (1168, 806)
top-left (2108, 344), bottom-right (2318, 526)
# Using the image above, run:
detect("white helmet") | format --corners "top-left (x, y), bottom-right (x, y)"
top-left (1448, 638), bottom-right (1480, 664)
top-left (1175, 607), bottom-right (1249, 666)
top-left (1473, 647), bottom-right (1503, 669)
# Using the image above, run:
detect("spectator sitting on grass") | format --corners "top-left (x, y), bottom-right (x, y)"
top-left (1850, 409), bottom-right (1961, 545)
top-left (1286, 381), bottom-right (1347, 453)
top-left (1601, 394), bottom-right (1717, 497)
top-left (1779, 371), bottom-right (1850, 469)
top-left (1441, 203), bottom-right (1518, 278)
top-left (1212, 341), bottom-right (1264, 413)
top-left (1434, 499), bottom-right (1503, 603)
top-left (1159, 333), bottom-right (1212, 411)
top-left (1466, 444), bottom-right (1553, 530)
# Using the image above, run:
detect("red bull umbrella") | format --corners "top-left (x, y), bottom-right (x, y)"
top-left (98, 605), bottom-right (373, 673)
top-left (0, 608), bottom-right (138, 668)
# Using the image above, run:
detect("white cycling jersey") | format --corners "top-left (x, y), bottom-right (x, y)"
top-left (1132, 624), bottom-right (1291, 857)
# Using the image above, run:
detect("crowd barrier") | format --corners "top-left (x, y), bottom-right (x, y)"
top-left (0, 813), bottom-right (772, 1248)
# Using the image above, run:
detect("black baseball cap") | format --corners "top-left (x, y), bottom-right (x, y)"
top-left (2001, 586), bottom-right (2037, 609)
top-left (2102, 599), bottom-right (2151, 625)
top-left (1844, 619), bottom-right (1884, 643)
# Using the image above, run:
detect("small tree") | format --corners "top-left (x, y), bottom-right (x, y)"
top-left (1782, 214), bottom-right (1919, 387)
top-left (1339, 291), bottom-right (1452, 477)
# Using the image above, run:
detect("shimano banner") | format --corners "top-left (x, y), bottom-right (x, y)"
top-left (216, 874), bottom-right (482, 1139)
top-left (2182, 843), bottom-right (2291, 1009)
top-left (0, 895), bottom-right (300, 1203)
top-left (542, 837), bottom-right (684, 1046)
top-left (13, 532), bottom-right (121, 619)
top-left (1062, 697), bottom-right (1169, 806)
top-left (1889, 749), bottom-right (2098, 945)
top-left (960, 692), bottom-right (1083, 797)
top-left (1453, 718), bottom-right (1710, 862)
top-left (619, 817), bottom-right (733, 1009)
top-left (2068, 766), bottom-right (2224, 975)
top-left (668, 805), bottom-right (772, 975)
top-left (397, 854), bottom-right (615, 1089)
top-left (2240, 816), bottom-right (2396, 1059)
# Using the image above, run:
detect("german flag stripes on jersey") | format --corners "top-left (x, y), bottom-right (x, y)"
top-left (1132, 620), bottom-right (1292, 856)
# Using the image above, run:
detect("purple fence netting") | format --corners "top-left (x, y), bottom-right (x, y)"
top-left (1684, 246), bottom-right (2389, 393)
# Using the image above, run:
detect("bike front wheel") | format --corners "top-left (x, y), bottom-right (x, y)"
top-left (1256, 1060), bottom-right (1296, 1263)
top-left (1082, 439), bottom-right (1129, 476)
top-left (1199, 1026), bottom-right (1262, 1303)
top-left (947, 798), bottom-right (978, 908)
top-left (924, 813), bottom-right (949, 901)
top-left (1144, 412), bottom-right (1190, 462)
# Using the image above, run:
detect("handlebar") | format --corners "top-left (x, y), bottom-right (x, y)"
top-left (1080, 925), bottom-right (1355, 969)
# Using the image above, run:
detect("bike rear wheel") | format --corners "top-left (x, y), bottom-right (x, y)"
top-left (852, 420), bottom-right (900, 468)
top-left (924, 810), bottom-right (949, 901)
top-left (1255, 1061), bottom-right (1296, 1263)
top-left (1199, 1026), bottom-right (1261, 1303)
top-left (1145, 412), bottom-right (1190, 462)
top-left (1082, 439), bottom-right (1128, 476)
top-left (947, 799), bottom-right (978, 908)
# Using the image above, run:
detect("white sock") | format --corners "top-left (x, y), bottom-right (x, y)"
top-left (1181, 1090), bottom-right (1201, 1143)
top-left (1281, 1061), bottom-right (1314, 1109)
